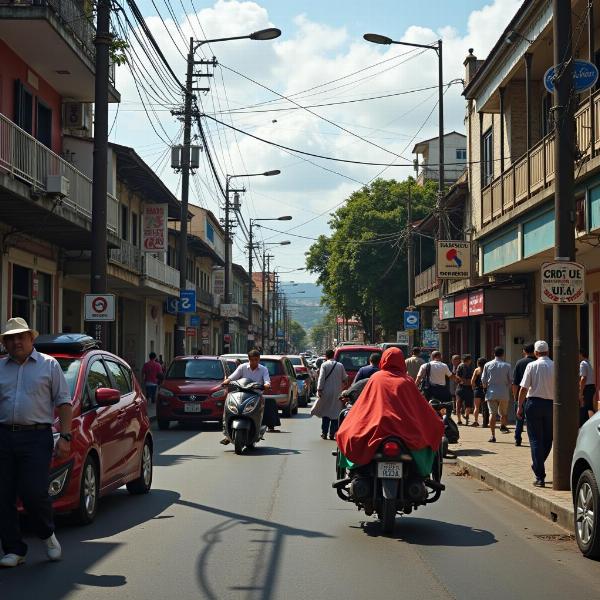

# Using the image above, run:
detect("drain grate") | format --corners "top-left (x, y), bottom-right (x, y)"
top-left (534, 534), bottom-right (575, 542)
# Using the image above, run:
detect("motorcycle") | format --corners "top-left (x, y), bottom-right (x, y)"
top-left (332, 395), bottom-right (445, 535)
top-left (223, 379), bottom-right (267, 455)
top-left (429, 398), bottom-right (459, 458)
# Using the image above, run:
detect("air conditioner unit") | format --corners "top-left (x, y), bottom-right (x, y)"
top-left (46, 175), bottom-right (70, 198)
top-left (64, 102), bottom-right (89, 130)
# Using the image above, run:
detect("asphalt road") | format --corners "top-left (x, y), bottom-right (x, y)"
top-left (2, 402), bottom-right (600, 600)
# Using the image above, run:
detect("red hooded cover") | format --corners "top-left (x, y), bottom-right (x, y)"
top-left (336, 348), bottom-right (444, 465)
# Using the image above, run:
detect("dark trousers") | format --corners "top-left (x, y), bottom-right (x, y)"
top-left (322, 417), bottom-right (338, 437)
top-left (515, 401), bottom-right (525, 442)
top-left (0, 428), bottom-right (54, 556)
top-left (524, 397), bottom-right (553, 481)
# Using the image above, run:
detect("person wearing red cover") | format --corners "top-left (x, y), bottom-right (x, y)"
top-left (336, 347), bottom-right (444, 476)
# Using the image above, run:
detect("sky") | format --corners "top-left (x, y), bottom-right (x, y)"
top-left (109, 0), bottom-right (522, 282)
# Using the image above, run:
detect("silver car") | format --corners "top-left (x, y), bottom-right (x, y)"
top-left (571, 410), bottom-right (600, 558)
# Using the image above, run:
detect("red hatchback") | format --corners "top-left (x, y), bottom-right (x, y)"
top-left (333, 345), bottom-right (381, 387)
top-left (260, 355), bottom-right (299, 417)
top-left (156, 355), bottom-right (230, 429)
top-left (32, 334), bottom-right (153, 525)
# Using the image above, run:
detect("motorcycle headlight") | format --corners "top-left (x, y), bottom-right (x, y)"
top-left (243, 398), bottom-right (259, 414)
top-left (211, 389), bottom-right (226, 399)
top-left (226, 396), bottom-right (238, 412)
top-left (48, 465), bottom-right (70, 497)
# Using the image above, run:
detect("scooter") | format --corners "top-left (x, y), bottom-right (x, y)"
top-left (223, 379), bottom-right (267, 455)
top-left (429, 398), bottom-right (459, 458)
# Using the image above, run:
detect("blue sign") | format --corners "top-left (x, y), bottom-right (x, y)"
top-left (404, 310), bottom-right (420, 330)
top-left (544, 60), bottom-right (599, 94)
top-left (179, 289), bottom-right (196, 313)
top-left (165, 297), bottom-right (178, 314)
top-left (190, 315), bottom-right (200, 327)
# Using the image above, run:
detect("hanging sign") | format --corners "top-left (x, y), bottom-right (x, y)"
top-left (541, 261), bottom-right (585, 304)
top-left (544, 60), bottom-right (599, 94)
top-left (436, 241), bottom-right (471, 279)
top-left (84, 294), bottom-right (116, 321)
top-left (142, 204), bottom-right (168, 253)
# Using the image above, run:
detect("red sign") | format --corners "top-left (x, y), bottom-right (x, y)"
top-left (438, 299), bottom-right (443, 315)
top-left (142, 204), bottom-right (168, 253)
top-left (186, 327), bottom-right (196, 337)
top-left (32, 272), bottom-right (39, 299)
top-left (468, 290), bottom-right (484, 315)
top-left (455, 293), bottom-right (469, 318)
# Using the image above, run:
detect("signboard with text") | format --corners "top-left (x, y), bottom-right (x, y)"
top-left (544, 60), bottom-right (599, 94)
top-left (84, 294), bottom-right (115, 321)
top-left (220, 303), bottom-right (238, 318)
top-left (454, 293), bottom-right (469, 318)
top-left (436, 240), bottom-right (471, 279)
top-left (403, 311), bottom-right (419, 330)
top-left (142, 204), bottom-right (168, 253)
top-left (541, 261), bottom-right (585, 304)
top-left (396, 331), bottom-right (409, 345)
top-left (468, 290), bottom-right (484, 315)
top-left (179, 289), bottom-right (196, 313)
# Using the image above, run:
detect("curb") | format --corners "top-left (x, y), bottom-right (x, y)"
top-left (455, 456), bottom-right (574, 531)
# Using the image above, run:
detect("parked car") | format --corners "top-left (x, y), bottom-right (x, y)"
top-left (221, 353), bottom-right (249, 364)
top-left (260, 355), bottom-right (299, 417)
top-left (379, 342), bottom-right (409, 357)
top-left (333, 344), bottom-right (381, 387)
top-left (30, 334), bottom-right (153, 525)
top-left (287, 354), bottom-right (316, 395)
top-left (156, 356), bottom-right (230, 429)
top-left (571, 411), bottom-right (600, 558)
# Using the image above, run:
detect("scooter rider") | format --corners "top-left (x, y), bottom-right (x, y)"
top-left (220, 350), bottom-right (274, 445)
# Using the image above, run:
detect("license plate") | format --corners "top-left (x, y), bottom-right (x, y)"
top-left (184, 403), bottom-right (203, 413)
top-left (377, 462), bottom-right (403, 479)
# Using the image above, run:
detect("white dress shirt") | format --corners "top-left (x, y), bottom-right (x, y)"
top-left (228, 363), bottom-right (271, 386)
top-left (417, 360), bottom-right (452, 386)
top-left (520, 356), bottom-right (554, 400)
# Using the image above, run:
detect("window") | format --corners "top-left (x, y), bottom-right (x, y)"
top-left (105, 360), bottom-right (131, 394)
top-left (83, 360), bottom-right (112, 411)
top-left (165, 359), bottom-right (224, 380)
top-left (35, 272), bottom-right (52, 335)
top-left (259, 359), bottom-right (284, 376)
top-left (14, 80), bottom-right (33, 134)
top-left (121, 205), bottom-right (128, 241)
top-left (36, 100), bottom-right (52, 148)
top-left (336, 351), bottom-right (372, 371)
top-left (12, 264), bottom-right (31, 322)
top-left (206, 221), bottom-right (215, 243)
top-left (131, 212), bottom-right (138, 246)
top-left (456, 148), bottom-right (466, 160)
top-left (482, 128), bottom-right (493, 185)
top-left (167, 245), bottom-right (177, 268)
top-left (55, 358), bottom-right (81, 397)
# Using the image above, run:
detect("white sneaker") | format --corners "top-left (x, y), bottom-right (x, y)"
top-left (43, 533), bottom-right (62, 561)
top-left (0, 553), bottom-right (25, 568)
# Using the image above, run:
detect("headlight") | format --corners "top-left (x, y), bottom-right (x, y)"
top-left (243, 398), bottom-right (259, 414)
top-left (226, 396), bottom-right (238, 412)
top-left (158, 387), bottom-right (174, 397)
top-left (211, 389), bottom-right (226, 399)
top-left (48, 466), bottom-right (70, 497)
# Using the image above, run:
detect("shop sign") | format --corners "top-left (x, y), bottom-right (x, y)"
top-left (396, 331), bottom-right (409, 345)
top-left (84, 294), bottom-right (116, 321)
top-left (213, 268), bottom-right (224, 301)
top-left (436, 241), bottom-right (471, 279)
top-left (544, 60), bottom-right (599, 94)
top-left (220, 303), bottom-right (239, 318)
top-left (541, 261), bottom-right (586, 304)
top-left (32, 272), bottom-right (39, 299)
top-left (454, 293), bottom-right (469, 318)
top-left (422, 328), bottom-right (439, 348)
top-left (142, 204), bottom-right (168, 253)
top-left (165, 296), bottom-right (178, 314)
top-left (441, 297), bottom-right (454, 320)
top-left (190, 315), bottom-right (200, 326)
top-left (186, 327), bottom-right (196, 337)
top-left (468, 290), bottom-right (484, 315)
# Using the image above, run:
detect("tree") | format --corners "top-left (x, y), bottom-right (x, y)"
top-left (289, 320), bottom-right (307, 351)
top-left (310, 312), bottom-right (336, 352)
top-left (306, 177), bottom-right (437, 340)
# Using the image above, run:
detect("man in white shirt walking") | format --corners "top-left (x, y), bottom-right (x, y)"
top-left (415, 351), bottom-right (458, 403)
top-left (517, 340), bottom-right (554, 487)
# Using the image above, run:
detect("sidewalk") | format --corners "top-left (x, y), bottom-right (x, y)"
top-left (451, 420), bottom-right (574, 530)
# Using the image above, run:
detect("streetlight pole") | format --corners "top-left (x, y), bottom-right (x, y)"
top-left (263, 252), bottom-right (272, 350)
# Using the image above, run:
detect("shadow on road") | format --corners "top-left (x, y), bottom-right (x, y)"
top-left (360, 516), bottom-right (496, 547)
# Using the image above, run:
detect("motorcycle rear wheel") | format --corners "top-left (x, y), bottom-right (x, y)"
top-left (380, 499), bottom-right (396, 534)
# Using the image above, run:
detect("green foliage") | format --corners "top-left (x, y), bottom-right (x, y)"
top-left (110, 37), bottom-right (129, 66)
top-left (305, 177), bottom-right (438, 339)
top-left (309, 313), bottom-right (336, 351)
top-left (289, 320), bottom-right (307, 350)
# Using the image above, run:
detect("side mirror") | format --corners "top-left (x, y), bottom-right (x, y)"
top-left (95, 387), bottom-right (121, 406)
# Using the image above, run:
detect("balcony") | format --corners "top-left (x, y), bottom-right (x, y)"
top-left (0, 112), bottom-right (119, 247)
top-left (0, 0), bottom-right (118, 102)
top-left (109, 239), bottom-right (141, 272)
top-left (480, 90), bottom-right (600, 229)
top-left (196, 287), bottom-right (214, 307)
top-left (140, 255), bottom-right (180, 295)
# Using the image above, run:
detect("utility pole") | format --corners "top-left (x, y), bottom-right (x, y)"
top-left (247, 224), bottom-right (254, 350)
top-left (552, 0), bottom-right (578, 491)
top-left (407, 181), bottom-right (414, 307)
top-left (90, 0), bottom-right (110, 345)
top-left (263, 252), bottom-right (272, 350)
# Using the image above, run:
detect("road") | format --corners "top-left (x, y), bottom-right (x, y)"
top-left (2, 403), bottom-right (600, 600)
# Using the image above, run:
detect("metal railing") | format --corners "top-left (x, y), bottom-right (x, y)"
top-left (0, 112), bottom-right (118, 233)
top-left (109, 239), bottom-right (141, 271)
top-left (415, 265), bottom-right (438, 297)
top-left (196, 287), bottom-right (213, 306)
top-left (142, 255), bottom-right (180, 288)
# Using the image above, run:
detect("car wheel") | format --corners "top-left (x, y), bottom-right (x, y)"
top-left (127, 438), bottom-right (153, 495)
top-left (575, 469), bottom-right (600, 558)
top-left (282, 394), bottom-right (292, 418)
top-left (75, 456), bottom-right (99, 525)
top-left (157, 418), bottom-right (170, 430)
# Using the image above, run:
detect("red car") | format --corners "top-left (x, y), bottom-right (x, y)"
top-left (156, 355), bottom-right (230, 429)
top-left (260, 355), bottom-right (299, 417)
top-left (333, 344), bottom-right (381, 387)
top-left (31, 334), bottom-right (153, 525)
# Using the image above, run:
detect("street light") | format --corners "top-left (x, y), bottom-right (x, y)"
top-left (175, 28), bottom-right (281, 357)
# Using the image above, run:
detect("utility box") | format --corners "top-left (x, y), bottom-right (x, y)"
top-left (46, 175), bottom-right (70, 197)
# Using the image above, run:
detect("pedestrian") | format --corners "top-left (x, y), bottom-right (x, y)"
top-left (579, 349), bottom-right (596, 426)
top-left (0, 317), bottom-right (72, 567)
top-left (158, 354), bottom-right (165, 368)
top-left (455, 354), bottom-right (474, 426)
top-left (512, 344), bottom-right (535, 446)
top-left (415, 351), bottom-right (457, 403)
top-left (470, 357), bottom-right (488, 427)
top-left (481, 347), bottom-right (512, 442)
top-left (311, 348), bottom-right (348, 440)
top-left (141, 352), bottom-right (163, 404)
top-left (517, 340), bottom-right (554, 487)
top-left (449, 355), bottom-right (461, 418)
top-left (355, 352), bottom-right (381, 382)
top-left (405, 346), bottom-right (425, 381)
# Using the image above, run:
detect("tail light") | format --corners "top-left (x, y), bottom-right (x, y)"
top-left (382, 441), bottom-right (401, 458)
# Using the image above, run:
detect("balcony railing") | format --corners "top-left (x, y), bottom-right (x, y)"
top-left (196, 287), bottom-right (213, 307)
top-left (109, 239), bottom-right (141, 271)
top-left (415, 266), bottom-right (439, 297)
top-left (0, 112), bottom-right (118, 233)
top-left (142, 255), bottom-right (180, 289)
top-left (481, 90), bottom-right (600, 227)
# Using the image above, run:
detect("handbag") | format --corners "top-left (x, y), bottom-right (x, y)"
top-left (419, 363), bottom-right (432, 394)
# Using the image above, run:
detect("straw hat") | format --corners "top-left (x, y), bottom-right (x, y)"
top-left (0, 317), bottom-right (39, 341)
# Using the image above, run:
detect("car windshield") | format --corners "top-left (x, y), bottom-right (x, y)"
top-left (166, 359), bottom-right (224, 380)
top-left (288, 357), bottom-right (302, 365)
top-left (260, 359), bottom-right (284, 376)
top-left (55, 358), bottom-right (81, 396)
top-left (337, 351), bottom-right (372, 371)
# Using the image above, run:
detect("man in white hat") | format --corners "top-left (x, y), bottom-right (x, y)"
top-left (0, 318), bottom-right (72, 567)
top-left (517, 340), bottom-right (554, 487)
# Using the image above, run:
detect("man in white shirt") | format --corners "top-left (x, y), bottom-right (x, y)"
top-left (517, 340), bottom-right (554, 487)
top-left (415, 351), bottom-right (457, 403)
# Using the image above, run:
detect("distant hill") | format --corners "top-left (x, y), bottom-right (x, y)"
top-left (280, 282), bottom-right (326, 332)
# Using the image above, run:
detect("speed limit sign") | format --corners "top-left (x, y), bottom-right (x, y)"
top-left (84, 294), bottom-right (116, 321)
